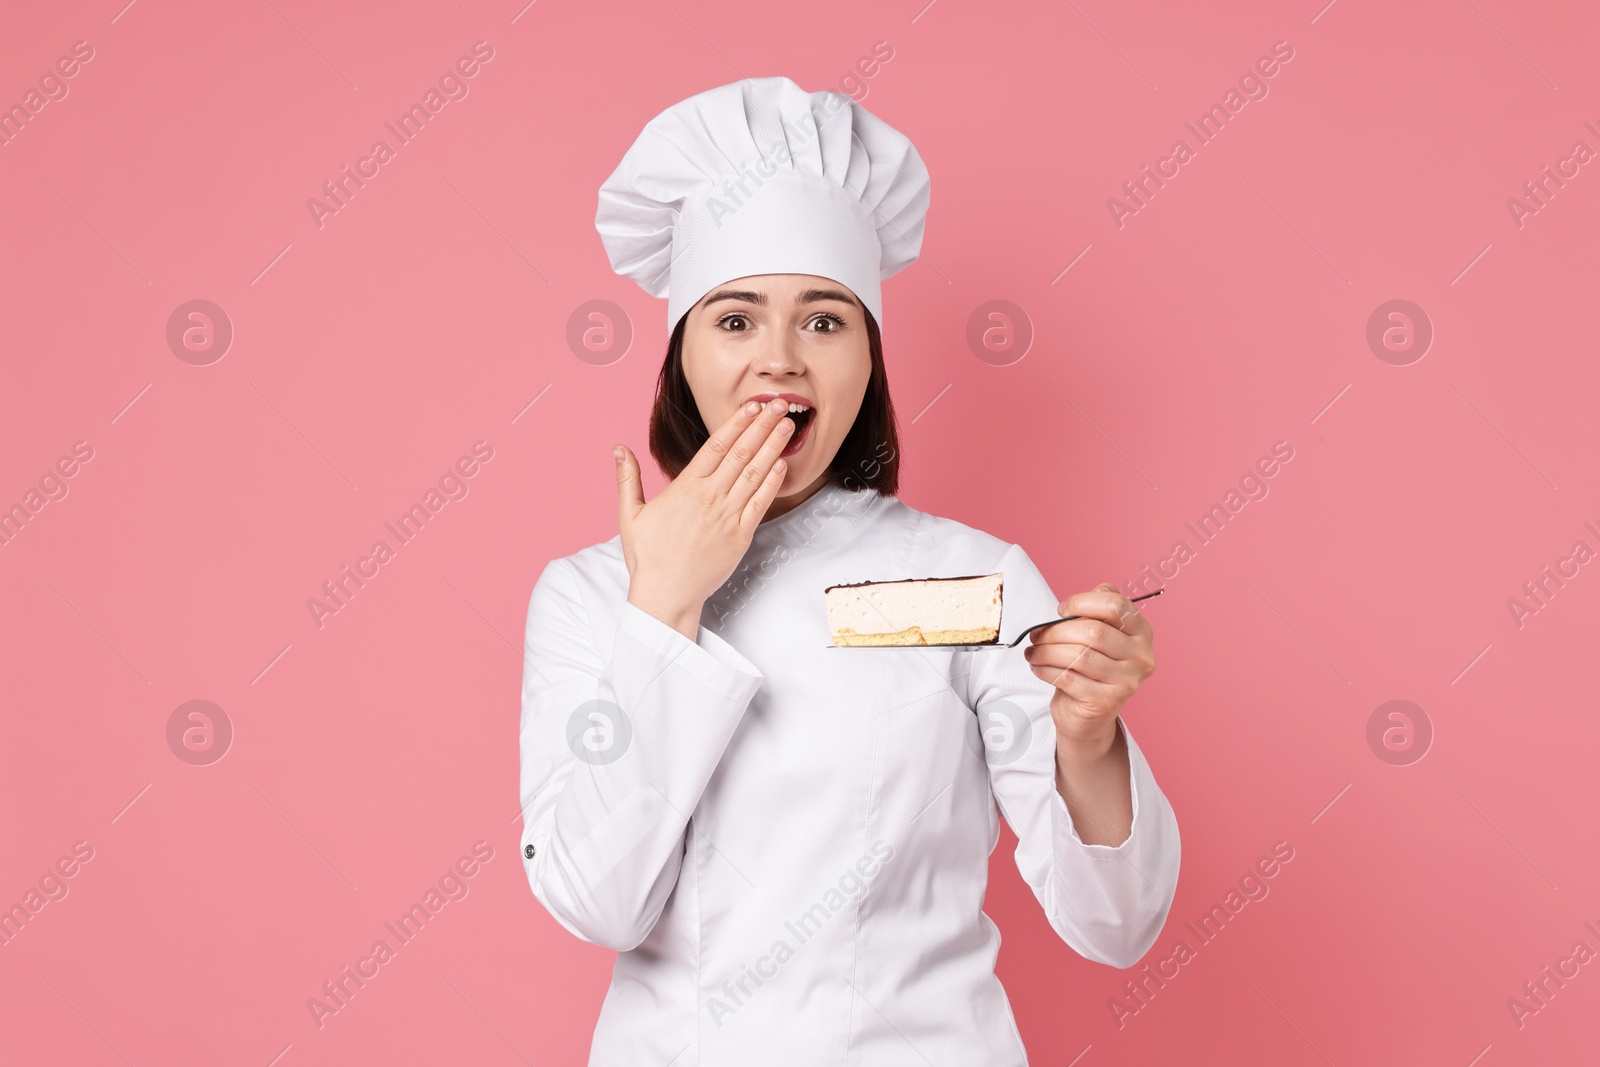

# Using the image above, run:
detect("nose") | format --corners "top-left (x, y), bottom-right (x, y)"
top-left (752, 327), bottom-right (804, 380)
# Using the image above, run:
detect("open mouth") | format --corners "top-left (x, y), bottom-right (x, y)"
top-left (783, 406), bottom-right (815, 433)
top-left (780, 405), bottom-right (815, 457)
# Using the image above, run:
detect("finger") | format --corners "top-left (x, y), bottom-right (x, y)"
top-left (614, 444), bottom-right (645, 524)
top-left (1031, 661), bottom-right (1121, 708)
top-left (727, 407), bottom-right (795, 511)
top-left (1025, 642), bottom-right (1123, 685)
top-left (1029, 617), bottom-right (1136, 660)
top-left (1058, 585), bottom-right (1138, 628)
top-left (1118, 602), bottom-right (1155, 639)
top-left (679, 398), bottom-right (771, 481)
top-left (742, 456), bottom-right (789, 530)
top-left (708, 398), bottom-right (794, 495)
top-left (1101, 582), bottom-right (1158, 638)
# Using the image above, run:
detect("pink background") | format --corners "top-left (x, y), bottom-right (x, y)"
top-left (3, 0), bottom-right (1597, 1063)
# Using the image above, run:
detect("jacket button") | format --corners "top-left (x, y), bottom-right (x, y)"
top-left (524, 843), bottom-right (536, 859)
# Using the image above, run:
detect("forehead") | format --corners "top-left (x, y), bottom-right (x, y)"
top-left (698, 274), bottom-right (860, 306)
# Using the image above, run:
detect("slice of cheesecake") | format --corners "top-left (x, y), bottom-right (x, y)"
top-left (824, 573), bottom-right (1004, 646)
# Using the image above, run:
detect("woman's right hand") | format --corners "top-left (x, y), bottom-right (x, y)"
top-left (614, 397), bottom-right (796, 639)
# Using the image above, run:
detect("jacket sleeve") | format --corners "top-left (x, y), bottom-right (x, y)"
top-left (517, 557), bottom-right (766, 951)
top-left (966, 541), bottom-right (1181, 969)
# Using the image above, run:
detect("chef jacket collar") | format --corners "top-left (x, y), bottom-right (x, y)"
top-left (750, 478), bottom-right (880, 557)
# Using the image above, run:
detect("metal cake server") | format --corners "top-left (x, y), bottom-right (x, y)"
top-left (826, 589), bottom-right (1163, 650)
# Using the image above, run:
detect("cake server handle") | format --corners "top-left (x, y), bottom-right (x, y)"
top-left (990, 588), bottom-right (1166, 649)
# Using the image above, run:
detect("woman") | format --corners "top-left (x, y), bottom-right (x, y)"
top-left (519, 77), bottom-right (1180, 1065)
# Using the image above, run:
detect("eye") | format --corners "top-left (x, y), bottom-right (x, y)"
top-left (716, 312), bottom-right (753, 332)
top-left (808, 312), bottom-right (847, 333)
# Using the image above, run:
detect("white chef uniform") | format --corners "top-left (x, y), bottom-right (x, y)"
top-left (519, 76), bottom-right (1181, 1065)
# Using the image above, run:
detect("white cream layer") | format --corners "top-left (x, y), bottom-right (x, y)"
top-left (825, 573), bottom-right (1002, 636)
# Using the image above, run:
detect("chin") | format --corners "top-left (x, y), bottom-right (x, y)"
top-left (776, 462), bottom-right (816, 496)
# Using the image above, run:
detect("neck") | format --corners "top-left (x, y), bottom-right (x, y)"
top-left (760, 470), bottom-right (833, 523)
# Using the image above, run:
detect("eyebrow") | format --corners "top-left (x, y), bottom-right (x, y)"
top-left (701, 287), bottom-right (860, 309)
top-left (798, 288), bottom-right (860, 308)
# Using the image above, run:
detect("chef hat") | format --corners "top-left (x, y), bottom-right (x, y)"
top-left (595, 76), bottom-right (930, 334)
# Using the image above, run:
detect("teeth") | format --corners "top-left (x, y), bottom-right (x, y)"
top-left (786, 402), bottom-right (812, 413)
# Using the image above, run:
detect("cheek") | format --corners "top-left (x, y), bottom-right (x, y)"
top-left (681, 351), bottom-right (743, 427)
top-left (826, 371), bottom-right (871, 437)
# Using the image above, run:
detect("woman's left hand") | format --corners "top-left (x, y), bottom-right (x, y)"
top-left (1023, 582), bottom-right (1157, 748)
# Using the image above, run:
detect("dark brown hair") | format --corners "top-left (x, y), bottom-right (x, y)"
top-left (647, 307), bottom-right (902, 496)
